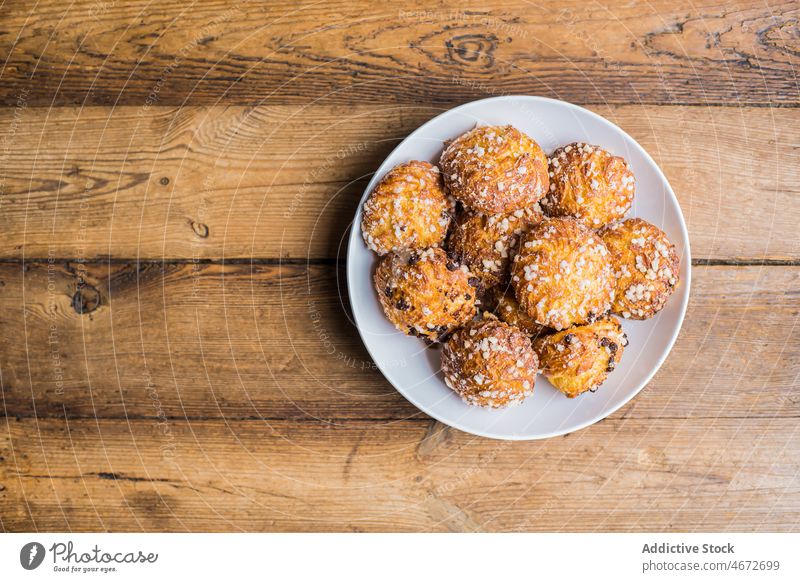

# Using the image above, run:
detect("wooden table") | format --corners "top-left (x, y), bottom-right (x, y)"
top-left (1, 0), bottom-right (798, 532)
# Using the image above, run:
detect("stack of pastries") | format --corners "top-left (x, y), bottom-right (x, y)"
top-left (361, 125), bottom-right (680, 408)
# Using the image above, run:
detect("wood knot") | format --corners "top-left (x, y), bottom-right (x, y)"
top-left (760, 19), bottom-right (800, 55)
top-left (190, 220), bottom-right (209, 238)
top-left (446, 34), bottom-right (496, 68)
top-left (159, 177), bottom-right (170, 186)
top-left (71, 283), bottom-right (101, 314)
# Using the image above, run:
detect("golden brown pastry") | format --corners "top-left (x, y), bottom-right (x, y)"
top-left (361, 160), bottom-right (452, 255)
top-left (374, 247), bottom-right (477, 341)
top-left (441, 313), bottom-right (538, 408)
top-left (511, 217), bottom-right (614, 331)
top-left (600, 218), bottom-right (680, 319)
top-left (440, 125), bottom-right (549, 214)
top-left (534, 316), bottom-right (627, 398)
top-left (542, 142), bottom-right (634, 228)
top-left (485, 285), bottom-right (551, 340)
top-left (446, 204), bottom-right (543, 289)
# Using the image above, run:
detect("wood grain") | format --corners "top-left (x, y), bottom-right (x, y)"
top-left (2, 416), bottom-right (798, 532)
top-left (1, 0), bottom-right (799, 107)
top-left (1, 105), bottom-right (798, 261)
top-left (1, 262), bottom-right (797, 421)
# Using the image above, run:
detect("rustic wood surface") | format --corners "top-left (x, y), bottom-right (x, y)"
top-left (1, 0), bottom-right (799, 532)
top-left (0, 263), bottom-right (798, 421)
top-left (1, 105), bottom-right (799, 261)
top-left (1, 0), bottom-right (799, 107)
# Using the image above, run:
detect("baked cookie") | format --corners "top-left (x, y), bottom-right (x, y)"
top-left (446, 204), bottom-right (543, 289)
top-left (374, 247), bottom-right (477, 341)
top-left (511, 217), bottom-right (614, 331)
top-left (534, 316), bottom-right (627, 398)
top-left (441, 313), bottom-right (538, 408)
top-left (361, 160), bottom-right (452, 255)
top-left (440, 125), bottom-right (549, 214)
top-left (542, 142), bottom-right (634, 228)
top-left (600, 218), bottom-right (680, 319)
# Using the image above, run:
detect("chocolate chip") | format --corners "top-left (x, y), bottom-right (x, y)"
top-left (407, 253), bottom-right (419, 266)
top-left (464, 293), bottom-right (472, 300)
top-left (564, 333), bottom-right (575, 344)
top-left (384, 286), bottom-right (393, 298)
top-left (395, 298), bottom-right (410, 311)
top-left (599, 337), bottom-right (618, 353)
top-left (435, 328), bottom-right (454, 343)
top-left (445, 249), bottom-right (462, 271)
top-left (468, 277), bottom-right (481, 288)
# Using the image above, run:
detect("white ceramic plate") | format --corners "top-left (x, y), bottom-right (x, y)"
top-left (347, 96), bottom-right (691, 440)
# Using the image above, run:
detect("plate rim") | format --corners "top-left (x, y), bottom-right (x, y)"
top-left (346, 95), bottom-right (692, 440)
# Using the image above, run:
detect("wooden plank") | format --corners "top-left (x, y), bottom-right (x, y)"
top-left (1, 105), bottom-right (798, 261)
top-left (1, 262), bottom-right (798, 421)
top-left (2, 416), bottom-right (798, 531)
top-left (1, 0), bottom-right (798, 107)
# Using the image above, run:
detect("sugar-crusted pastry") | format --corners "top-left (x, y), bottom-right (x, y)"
top-left (511, 217), bottom-right (615, 330)
top-left (374, 247), bottom-right (477, 341)
top-left (542, 142), bottom-right (634, 228)
top-left (446, 203), bottom-right (543, 290)
top-left (534, 316), bottom-right (627, 398)
top-left (600, 218), bottom-right (680, 319)
top-left (442, 313), bottom-right (538, 408)
top-left (362, 160), bottom-right (452, 255)
top-left (440, 125), bottom-right (549, 214)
